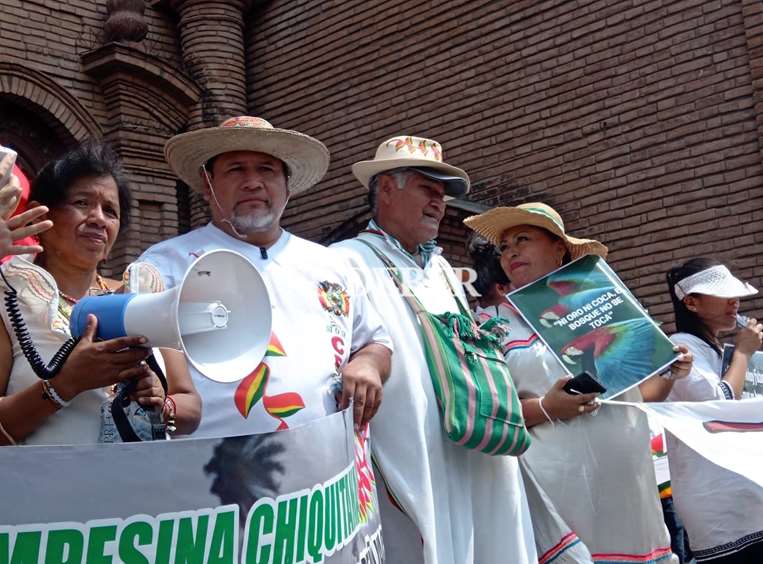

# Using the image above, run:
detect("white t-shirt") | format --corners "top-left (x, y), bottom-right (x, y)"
top-left (668, 333), bottom-right (726, 401)
top-left (139, 224), bottom-right (392, 438)
top-left (667, 332), bottom-right (763, 560)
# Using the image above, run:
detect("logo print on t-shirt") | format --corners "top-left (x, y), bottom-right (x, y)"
top-left (234, 332), bottom-right (305, 429)
top-left (331, 335), bottom-right (345, 370)
top-left (318, 281), bottom-right (350, 317)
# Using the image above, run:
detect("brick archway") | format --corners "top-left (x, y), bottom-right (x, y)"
top-left (0, 99), bottom-right (68, 177)
top-left (0, 62), bottom-right (102, 144)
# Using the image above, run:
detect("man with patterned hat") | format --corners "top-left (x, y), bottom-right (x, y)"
top-left (138, 116), bottom-right (392, 439)
top-left (332, 137), bottom-right (537, 564)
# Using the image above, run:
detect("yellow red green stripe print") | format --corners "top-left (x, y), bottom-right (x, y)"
top-left (263, 392), bottom-right (305, 419)
top-left (266, 333), bottom-right (286, 357)
top-left (234, 362), bottom-right (269, 418)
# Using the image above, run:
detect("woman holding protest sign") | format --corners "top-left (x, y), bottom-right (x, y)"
top-left (0, 142), bottom-right (200, 446)
top-left (466, 202), bottom-right (690, 564)
top-left (664, 258), bottom-right (763, 563)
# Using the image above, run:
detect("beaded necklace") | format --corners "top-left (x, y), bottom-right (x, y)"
top-left (56, 275), bottom-right (110, 321)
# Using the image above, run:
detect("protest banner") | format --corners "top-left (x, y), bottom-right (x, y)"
top-left (508, 254), bottom-right (677, 398)
top-left (0, 408), bottom-right (384, 564)
top-left (608, 398), bottom-right (763, 489)
top-left (647, 417), bottom-right (671, 497)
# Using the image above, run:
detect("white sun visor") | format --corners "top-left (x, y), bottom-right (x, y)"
top-left (674, 265), bottom-right (758, 300)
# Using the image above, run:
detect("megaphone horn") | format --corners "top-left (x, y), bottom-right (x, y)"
top-left (71, 250), bottom-right (272, 384)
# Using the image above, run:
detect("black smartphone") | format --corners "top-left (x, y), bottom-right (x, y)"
top-left (563, 371), bottom-right (607, 395)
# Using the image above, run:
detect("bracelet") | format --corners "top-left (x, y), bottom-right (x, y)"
top-left (660, 369), bottom-right (676, 381)
top-left (0, 419), bottom-right (16, 445)
top-left (0, 399), bottom-right (16, 445)
top-left (41, 380), bottom-right (71, 409)
top-left (538, 396), bottom-right (555, 427)
top-left (719, 381), bottom-right (734, 400)
top-left (163, 395), bottom-right (177, 434)
top-left (0, 396), bottom-right (16, 446)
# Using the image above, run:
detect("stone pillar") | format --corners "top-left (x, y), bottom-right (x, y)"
top-left (170, 0), bottom-right (250, 128)
top-left (83, 0), bottom-right (204, 274)
top-left (165, 0), bottom-right (252, 226)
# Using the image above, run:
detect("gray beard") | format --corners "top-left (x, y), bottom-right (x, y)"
top-left (231, 211), bottom-right (277, 234)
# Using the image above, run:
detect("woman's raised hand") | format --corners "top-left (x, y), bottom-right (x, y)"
top-left (0, 206), bottom-right (53, 256)
top-left (0, 153), bottom-right (22, 220)
top-left (542, 377), bottom-right (600, 421)
top-left (735, 317), bottom-right (763, 357)
top-left (0, 154), bottom-right (53, 256)
top-left (52, 314), bottom-right (151, 401)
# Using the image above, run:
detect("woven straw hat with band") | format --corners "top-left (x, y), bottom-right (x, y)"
top-left (164, 116), bottom-right (330, 196)
top-left (352, 135), bottom-right (470, 198)
top-left (464, 202), bottom-right (608, 260)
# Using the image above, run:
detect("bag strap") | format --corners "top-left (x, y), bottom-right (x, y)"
top-left (356, 239), bottom-right (427, 316)
top-left (356, 238), bottom-right (472, 320)
top-left (111, 383), bottom-right (141, 442)
top-left (111, 353), bottom-right (168, 442)
top-left (436, 260), bottom-right (474, 319)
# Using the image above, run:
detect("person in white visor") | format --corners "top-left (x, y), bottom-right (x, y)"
top-left (665, 257), bottom-right (763, 564)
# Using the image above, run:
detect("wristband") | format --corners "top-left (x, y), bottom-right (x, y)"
top-left (538, 396), bottom-right (555, 427)
top-left (41, 380), bottom-right (71, 409)
top-left (163, 395), bottom-right (177, 434)
top-left (0, 398), bottom-right (15, 445)
top-left (660, 369), bottom-right (676, 381)
top-left (719, 381), bottom-right (734, 400)
top-left (0, 400), bottom-right (16, 445)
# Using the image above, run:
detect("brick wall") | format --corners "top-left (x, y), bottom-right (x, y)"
top-left (248, 0), bottom-right (763, 329)
top-left (3, 0), bottom-right (763, 329)
top-left (0, 0), bottom-right (189, 275)
top-left (0, 1), bottom-right (182, 133)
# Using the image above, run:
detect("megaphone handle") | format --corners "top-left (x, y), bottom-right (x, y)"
top-left (145, 353), bottom-right (168, 396)
top-left (110, 382), bottom-right (141, 442)
top-left (110, 353), bottom-right (168, 442)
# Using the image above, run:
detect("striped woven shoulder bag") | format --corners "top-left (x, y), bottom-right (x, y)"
top-left (358, 240), bottom-right (530, 456)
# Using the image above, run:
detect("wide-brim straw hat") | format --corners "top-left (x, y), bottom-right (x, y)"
top-left (352, 135), bottom-right (470, 197)
top-left (165, 116), bottom-right (329, 195)
top-left (464, 202), bottom-right (608, 260)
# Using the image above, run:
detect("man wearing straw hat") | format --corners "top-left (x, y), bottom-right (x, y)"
top-left (332, 136), bottom-right (536, 564)
top-left (138, 116), bottom-right (392, 438)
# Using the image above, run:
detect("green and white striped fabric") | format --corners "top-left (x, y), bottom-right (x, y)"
top-left (360, 241), bottom-right (530, 456)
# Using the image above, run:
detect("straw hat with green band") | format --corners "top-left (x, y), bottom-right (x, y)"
top-left (463, 202), bottom-right (608, 260)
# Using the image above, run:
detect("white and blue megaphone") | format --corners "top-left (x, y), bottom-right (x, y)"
top-left (70, 250), bottom-right (271, 383)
